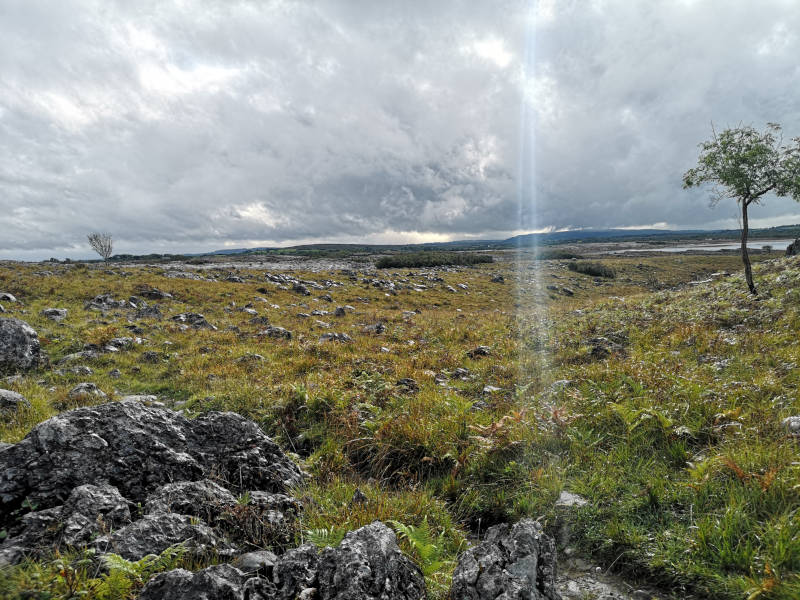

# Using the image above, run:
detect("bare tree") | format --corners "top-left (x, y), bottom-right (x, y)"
top-left (87, 233), bottom-right (113, 262)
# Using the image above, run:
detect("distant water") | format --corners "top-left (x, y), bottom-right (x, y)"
top-left (612, 239), bottom-right (793, 254)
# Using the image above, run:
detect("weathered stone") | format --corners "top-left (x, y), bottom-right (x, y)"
top-left (139, 563), bottom-right (246, 600)
top-left (0, 318), bottom-right (44, 372)
top-left (41, 308), bottom-right (67, 322)
top-left (67, 382), bottom-right (108, 402)
top-left (0, 400), bottom-right (305, 517)
top-left (450, 519), bottom-right (560, 600)
top-left (171, 313), bottom-right (217, 330)
top-left (84, 294), bottom-right (128, 311)
top-left (145, 479), bottom-right (237, 521)
top-left (0, 389), bottom-right (30, 413)
top-left (785, 238), bottom-right (799, 256)
top-left (782, 415), bottom-right (800, 436)
top-left (316, 521), bottom-right (426, 600)
top-left (94, 512), bottom-right (228, 560)
top-left (232, 549), bottom-right (279, 575)
top-left (0, 293), bottom-right (17, 303)
top-left (319, 332), bottom-right (353, 343)
top-left (258, 326), bottom-right (292, 340)
top-left (293, 282), bottom-right (311, 296)
top-left (467, 345), bottom-right (491, 358)
top-left (60, 484), bottom-right (131, 546)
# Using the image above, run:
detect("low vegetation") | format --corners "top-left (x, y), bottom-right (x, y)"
top-left (375, 252), bottom-right (493, 269)
top-left (0, 249), bottom-right (797, 599)
top-left (568, 260), bottom-right (616, 278)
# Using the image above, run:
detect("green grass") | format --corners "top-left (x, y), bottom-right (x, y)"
top-left (0, 251), bottom-right (797, 599)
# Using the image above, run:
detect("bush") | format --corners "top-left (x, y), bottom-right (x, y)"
top-left (568, 261), bottom-right (616, 278)
top-left (375, 252), bottom-right (493, 269)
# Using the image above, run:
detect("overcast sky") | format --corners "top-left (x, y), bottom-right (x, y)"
top-left (2, 0), bottom-right (799, 260)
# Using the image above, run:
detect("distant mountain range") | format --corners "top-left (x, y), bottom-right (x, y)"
top-left (107, 224), bottom-right (800, 262)
top-left (204, 223), bottom-right (800, 255)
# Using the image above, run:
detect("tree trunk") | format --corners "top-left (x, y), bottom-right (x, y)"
top-left (741, 200), bottom-right (756, 295)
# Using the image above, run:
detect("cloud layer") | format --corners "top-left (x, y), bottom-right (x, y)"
top-left (1, 0), bottom-right (799, 259)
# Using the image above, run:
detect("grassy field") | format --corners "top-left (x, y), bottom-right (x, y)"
top-left (0, 251), bottom-right (798, 599)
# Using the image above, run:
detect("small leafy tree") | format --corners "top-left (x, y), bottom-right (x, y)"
top-left (88, 232), bottom-right (113, 262)
top-left (683, 123), bottom-right (800, 294)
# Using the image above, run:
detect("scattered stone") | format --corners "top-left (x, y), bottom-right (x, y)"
top-left (67, 382), bottom-right (108, 402)
top-left (293, 282), bottom-right (311, 296)
top-left (319, 332), bottom-right (353, 343)
top-left (782, 415), bottom-right (800, 436)
top-left (57, 350), bottom-right (97, 365)
top-left (165, 270), bottom-right (209, 281)
top-left (54, 365), bottom-right (93, 377)
top-left (109, 368), bottom-right (122, 378)
top-left (350, 488), bottom-right (368, 505)
top-left (334, 306), bottom-right (346, 317)
top-left (363, 322), bottom-right (385, 334)
top-left (259, 326), bottom-right (292, 340)
top-left (467, 345), bottom-right (491, 358)
top-left (137, 286), bottom-right (173, 300)
top-left (491, 275), bottom-right (505, 283)
top-left (0, 293), bottom-right (17, 303)
top-left (555, 491), bottom-right (588, 508)
top-left (0, 389), bottom-right (30, 413)
top-left (135, 305), bottom-right (163, 320)
top-left (41, 308), bottom-right (67, 322)
top-left (84, 293), bottom-right (128, 311)
top-left (396, 378), bottom-right (419, 392)
top-left (483, 385), bottom-right (502, 393)
top-left (172, 313), bottom-right (217, 330)
top-left (237, 353), bottom-right (266, 364)
top-left (0, 318), bottom-right (44, 372)
top-left (450, 519), bottom-right (559, 600)
top-left (319, 294), bottom-right (333, 302)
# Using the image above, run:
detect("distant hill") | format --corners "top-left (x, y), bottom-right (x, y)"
top-left (105, 224), bottom-right (800, 262)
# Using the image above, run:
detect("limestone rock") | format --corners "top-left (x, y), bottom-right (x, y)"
top-left (0, 318), bottom-right (44, 372)
top-left (450, 519), bottom-right (560, 600)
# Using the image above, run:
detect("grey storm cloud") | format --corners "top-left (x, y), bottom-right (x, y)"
top-left (1, 0), bottom-right (799, 259)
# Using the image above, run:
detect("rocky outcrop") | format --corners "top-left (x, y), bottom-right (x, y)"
top-left (0, 318), bottom-right (44, 373)
top-left (785, 238), bottom-right (799, 256)
top-left (0, 399), bottom-right (306, 565)
top-left (0, 399), bottom-right (304, 513)
top-left (450, 520), bottom-right (560, 600)
top-left (139, 521), bottom-right (426, 600)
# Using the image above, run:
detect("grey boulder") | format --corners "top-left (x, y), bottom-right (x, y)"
top-left (450, 519), bottom-right (560, 600)
top-left (41, 308), bottom-right (68, 322)
top-left (0, 318), bottom-right (44, 373)
top-left (0, 389), bottom-right (30, 413)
